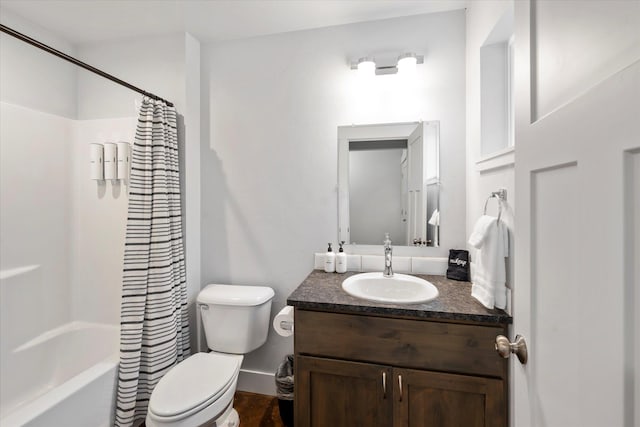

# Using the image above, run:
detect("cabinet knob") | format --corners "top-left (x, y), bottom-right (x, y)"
top-left (398, 374), bottom-right (403, 401)
top-left (495, 334), bottom-right (528, 364)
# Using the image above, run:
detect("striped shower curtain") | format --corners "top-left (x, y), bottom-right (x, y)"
top-left (115, 98), bottom-right (190, 427)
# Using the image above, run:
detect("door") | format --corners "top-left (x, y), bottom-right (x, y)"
top-left (393, 368), bottom-right (505, 427)
top-left (295, 356), bottom-right (393, 427)
top-left (401, 155), bottom-right (409, 243)
top-left (407, 123), bottom-right (424, 244)
top-left (513, 1), bottom-right (640, 427)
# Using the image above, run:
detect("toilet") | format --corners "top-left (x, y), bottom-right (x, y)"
top-left (146, 284), bottom-right (275, 427)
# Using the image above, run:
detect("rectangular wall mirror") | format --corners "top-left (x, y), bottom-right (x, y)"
top-left (338, 121), bottom-right (440, 247)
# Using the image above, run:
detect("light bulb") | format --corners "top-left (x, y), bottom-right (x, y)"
top-left (397, 54), bottom-right (417, 75)
top-left (357, 58), bottom-right (376, 77)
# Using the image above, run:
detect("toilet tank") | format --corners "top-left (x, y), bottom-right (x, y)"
top-left (197, 284), bottom-right (275, 354)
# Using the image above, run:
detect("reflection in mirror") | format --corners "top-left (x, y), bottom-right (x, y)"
top-left (338, 122), bottom-right (440, 247)
top-left (349, 140), bottom-right (408, 245)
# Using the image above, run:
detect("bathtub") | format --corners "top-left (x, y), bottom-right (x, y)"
top-left (0, 321), bottom-right (120, 427)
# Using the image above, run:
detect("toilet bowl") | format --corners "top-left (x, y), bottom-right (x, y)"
top-left (146, 284), bottom-right (274, 427)
top-left (146, 352), bottom-right (243, 427)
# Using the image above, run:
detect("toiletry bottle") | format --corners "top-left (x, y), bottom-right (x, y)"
top-left (336, 241), bottom-right (347, 273)
top-left (324, 243), bottom-right (335, 273)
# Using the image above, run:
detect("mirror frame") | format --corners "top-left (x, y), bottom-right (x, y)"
top-left (338, 121), bottom-right (440, 251)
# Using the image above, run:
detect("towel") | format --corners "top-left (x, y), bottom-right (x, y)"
top-left (428, 209), bottom-right (440, 226)
top-left (469, 216), bottom-right (509, 309)
top-left (468, 215), bottom-right (495, 249)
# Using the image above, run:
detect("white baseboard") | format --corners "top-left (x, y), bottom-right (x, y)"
top-left (237, 368), bottom-right (276, 396)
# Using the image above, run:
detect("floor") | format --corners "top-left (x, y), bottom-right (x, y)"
top-left (234, 391), bottom-right (286, 427)
top-left (141, 392), bottom-right (286, 427)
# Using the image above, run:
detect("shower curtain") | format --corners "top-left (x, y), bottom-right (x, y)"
top-left (115, 98), bottom-right (190, 427)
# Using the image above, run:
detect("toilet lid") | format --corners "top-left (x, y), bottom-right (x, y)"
top-left (149, 352), bottom-right (241, 418)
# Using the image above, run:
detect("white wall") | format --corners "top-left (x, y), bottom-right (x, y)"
top-left (202, 11), bottom-right (466, 379)
top-left (480, 42), bottom-right (509, 156)
top-left (0, 9), bottom-right (77, 118)
top-left (466, 1), bottom-right (515, 309)
top-left (75, 34), bottom-right (186, 120)
top-left (184, 33), bottom-right (202, 352)
top-left (75, 34), bottom-right (202, 349)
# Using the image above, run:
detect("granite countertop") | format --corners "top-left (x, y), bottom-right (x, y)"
top-left (287, 270), bottom-right (512, 325)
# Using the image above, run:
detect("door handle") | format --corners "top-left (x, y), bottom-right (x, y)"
top-left (398, 374), bottom-right (403, 402)
top-left (495, 334), bottom-right (528, 364)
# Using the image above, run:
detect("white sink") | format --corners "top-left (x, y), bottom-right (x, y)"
top-left (341, 272), bottom-right (439, 304)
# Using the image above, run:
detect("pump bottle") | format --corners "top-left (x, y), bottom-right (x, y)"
top-left (335, 241), bottom-right (347, 273)
top-left (324, 243), bottom-right (335, 273)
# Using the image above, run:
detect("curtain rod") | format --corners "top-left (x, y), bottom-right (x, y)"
top-left (0, 24), bottom-right (174, 107)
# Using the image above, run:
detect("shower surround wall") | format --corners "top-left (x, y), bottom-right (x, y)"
top-left (0, 12), bottom-right (78, 371)
top-left (0, 102), bottom-right (133, 422)
top-left (1, 12), bottom-right (204, 419)
top-left (0, 13), bottom-right (130, 422)
top-left (0, 9), bottom-right (134, 326)
top-left (0, 104), bottom-right (74, 340)
top-left (71, 118), bottom-right (136, 324)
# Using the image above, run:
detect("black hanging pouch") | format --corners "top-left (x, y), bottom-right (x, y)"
top-left (446, 249), bottom-right (470, 281)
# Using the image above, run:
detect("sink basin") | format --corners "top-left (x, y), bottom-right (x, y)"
top-left (342, 272), bottom-right (439, 304)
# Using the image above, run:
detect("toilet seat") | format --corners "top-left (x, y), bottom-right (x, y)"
top-left (148, 352), bottom-right (242, 423)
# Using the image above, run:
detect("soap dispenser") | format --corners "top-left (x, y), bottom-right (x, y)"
top-left (324, 243), bottom-right (335, 273)
top-left (336, 241), bottom-right (347, 273)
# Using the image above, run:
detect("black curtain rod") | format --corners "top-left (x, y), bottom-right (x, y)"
top-left (0, 24), bottom-right (174, 107)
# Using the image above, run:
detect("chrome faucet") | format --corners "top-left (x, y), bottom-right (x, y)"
top-left (383, 233), bottom-right (393, 277)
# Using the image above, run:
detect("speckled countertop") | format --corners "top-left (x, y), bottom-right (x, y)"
top-left (287, 270), bottom-right (512, 325)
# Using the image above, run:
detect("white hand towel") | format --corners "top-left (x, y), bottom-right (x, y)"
top-left (428, 209), bottom-right (440, 226)
top-left (470, 218), bottom-right (509, 309)
top-left (468, 215), bottom-right (495, 249)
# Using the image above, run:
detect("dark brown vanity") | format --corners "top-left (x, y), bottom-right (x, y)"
top-left (287, 270), bottom-right (512, 427)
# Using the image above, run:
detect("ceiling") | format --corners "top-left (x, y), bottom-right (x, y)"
top-left (0, 0), bottom-right (467, 45)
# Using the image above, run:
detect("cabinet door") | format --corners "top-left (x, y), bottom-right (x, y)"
top-left (295, 355), bottom-right (393, 427)
top-left (393, 368), bottom-right (505, 427)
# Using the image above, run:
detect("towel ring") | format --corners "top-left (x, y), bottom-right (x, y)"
top-left (484, 194), bottom-right (503, 222)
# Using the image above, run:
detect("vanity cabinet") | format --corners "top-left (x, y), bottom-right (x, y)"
top-left (296, 357), bottom-right (393, 426)
top-left (293, 309), bottom-right (508, 427)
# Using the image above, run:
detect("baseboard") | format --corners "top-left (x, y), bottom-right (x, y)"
top-left (237, 369), bottom-right (276, 396)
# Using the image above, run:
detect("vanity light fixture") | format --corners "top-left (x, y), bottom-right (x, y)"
top-left (350, 53), bottom-right (424, 76)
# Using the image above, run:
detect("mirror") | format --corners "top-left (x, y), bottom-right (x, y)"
top-left (338, 121), bottom-right (440, 247)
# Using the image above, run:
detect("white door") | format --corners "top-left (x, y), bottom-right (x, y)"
top-left (513, 1), bottom-right (640, 427)
top-left (401, 156), bottom-right (409, 243)
top-left (407, 123), bottom-right (425, 243)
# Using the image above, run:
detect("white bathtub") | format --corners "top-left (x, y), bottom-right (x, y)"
top-left (0, 321), bottom-right (120, 427)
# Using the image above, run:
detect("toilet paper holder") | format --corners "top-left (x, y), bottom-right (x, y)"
top-left (273, 305), bottom-right (294, 337)
top-left (278, 320), bottom-right (293, 331)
